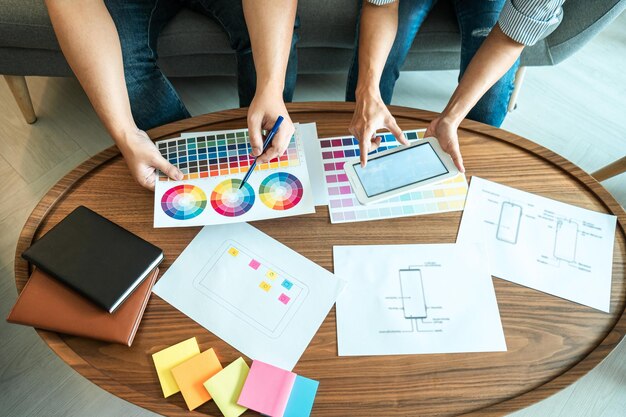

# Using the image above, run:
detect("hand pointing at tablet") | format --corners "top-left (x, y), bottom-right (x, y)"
top-left (349, 92), bottom-right (408, 168)
top-left (347, 1), bottom-right (408, 168)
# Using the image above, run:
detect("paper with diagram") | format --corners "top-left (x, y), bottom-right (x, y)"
top-left (152, 223), bottom-right (346, 370)
top-left (334, 243), bottom-right (506, 356)
top-left (457, 177), bottom-right (617, 312)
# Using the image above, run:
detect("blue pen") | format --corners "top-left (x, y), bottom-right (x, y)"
top-left (239, 115), bottom-right (284, 189)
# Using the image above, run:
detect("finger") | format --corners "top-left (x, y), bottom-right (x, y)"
top-left (358, 127), bottom-right (375, 167)
top-left (370, 135), bottom-right (382, 152)
top-left (247, 113), bottom-right (264, 156)
top-left (425, 118), bottom-right (438, 138)
top-left (387, 116), bottom-right (408, 145)
top-left (257, 144), bottom-right (281, 164)
top-left (153, 155), bottom-right (184, 181)
top-left (448, 143), bottom-right (465, 173)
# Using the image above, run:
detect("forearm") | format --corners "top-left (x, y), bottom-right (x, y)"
top-left (441, 24), bottom-right (524, 124)
top-left (45, 0), bottom-right (136, 147)
top-left (355, 1), bottom-right (398, 100)
top-left (242, 0), bottom-right (296, 96)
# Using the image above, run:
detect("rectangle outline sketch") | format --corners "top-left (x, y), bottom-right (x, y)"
top-left (398, 269), bottom-right (427, 319)
top-left (192, 239), bottom-right (309, 339)
top-left (554, 219), bottom-right (578, 262)
top-left (496, 201), bottom-right (522, 244)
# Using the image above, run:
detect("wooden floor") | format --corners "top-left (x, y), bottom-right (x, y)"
top-left (0, 12), bottom-right (624, 417)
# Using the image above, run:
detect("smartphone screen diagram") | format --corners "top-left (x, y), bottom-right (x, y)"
top-left (554, 219), bottom-right (578, 262)
top-left (496, 202), bottom-right (522, 244)
top-left (398, 269), bottom-right (427, 319)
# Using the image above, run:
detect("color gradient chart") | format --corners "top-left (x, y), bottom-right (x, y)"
top-left (153, 127), bottom-right (315, 228)
top-left (319, 129), bottom-right (468, 223)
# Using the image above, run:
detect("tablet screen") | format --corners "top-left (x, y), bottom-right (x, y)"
top-left (353, 142), bottom-right (449, 197)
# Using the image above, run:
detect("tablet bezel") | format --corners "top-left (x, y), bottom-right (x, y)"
top-left (343, 136), bottom-right (460, 205)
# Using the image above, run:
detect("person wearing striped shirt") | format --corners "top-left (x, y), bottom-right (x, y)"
top-left (347, 0), bottom-right (564, 171)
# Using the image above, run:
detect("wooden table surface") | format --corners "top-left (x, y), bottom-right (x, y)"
top-left (14, 102), bottom-right (626, 417)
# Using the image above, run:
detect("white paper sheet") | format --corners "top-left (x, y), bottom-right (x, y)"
top-left (334, 243), bottom-right (506, 356)
top-left (152, 223), bottom-right (346, 370)
top-left (457, 177), bottom-right (617, 312)
top-left (153, 126), bottom-right (315, 228)
top-left (298, 123), bottom-right (328, 206)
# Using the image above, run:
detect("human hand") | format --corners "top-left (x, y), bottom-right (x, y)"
top-left (349, 91), bottom-right (407, 168)
top-left (118, 128), bottom-right (183, 191)
top-left (247, 91), bottom-right (296, 164)
top-left (425, 116), bottom-right (465, 173)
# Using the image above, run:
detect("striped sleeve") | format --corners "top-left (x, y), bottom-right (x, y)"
top-left (366, 0), bottom-right (397, 5)
top-left (498, 0), bottom-right (565, 46)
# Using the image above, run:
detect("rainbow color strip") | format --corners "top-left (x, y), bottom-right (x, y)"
top-left (259, 172), bottom-right (304, 211)
top-left (211, 178), bottom-right (255, 217)
top-left (161, 184), bottom-right (207, 220)
top-left (156, 130), bottom-right (300, 181)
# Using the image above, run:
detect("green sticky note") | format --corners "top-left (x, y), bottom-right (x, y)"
top-left (204, 357), bottom-right (250, 417)
top-left (152, 337), bottom-right (200, 397)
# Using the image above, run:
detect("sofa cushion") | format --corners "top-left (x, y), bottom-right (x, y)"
top-left (0, 0), bottom-right (461, 56)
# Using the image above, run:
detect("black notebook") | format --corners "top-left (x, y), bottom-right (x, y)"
top-left (22, 206), bottom-right (163, 313)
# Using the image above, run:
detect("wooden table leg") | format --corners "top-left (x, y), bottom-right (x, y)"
top-left (592, 156), bottom-right (626, 181)
top-left (4, 75), bottom-right (37, 124)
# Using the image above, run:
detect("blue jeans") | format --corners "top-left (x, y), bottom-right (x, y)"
top-left (105, 0), bottom-right (299, 130)
top-left (346, 0), bottom-right (519, 127)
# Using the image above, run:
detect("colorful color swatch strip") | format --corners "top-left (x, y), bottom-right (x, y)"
top-left (320, 129), bottom-right (468, 223)
top-left (156, 130), bottom-right (300, 182)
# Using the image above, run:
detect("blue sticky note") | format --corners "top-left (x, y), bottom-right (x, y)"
top-left (283, 375), bottom-right (319, 417)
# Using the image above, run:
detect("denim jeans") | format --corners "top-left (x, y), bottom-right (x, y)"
top-left (105, 0), bottom-right (299, 130)
top-left (346, 0), bottom-right (520, 127)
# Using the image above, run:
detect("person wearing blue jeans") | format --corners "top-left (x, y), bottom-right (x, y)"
top-left (347, 0), bottom-right (563, 171)
top-left (104, 0), bottom-right (299, 131)
top-left (348, 0), bottom-right (518, 128)
top-left (46, 0), bottom-right (299, 190)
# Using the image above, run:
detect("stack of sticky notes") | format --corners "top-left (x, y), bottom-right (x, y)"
top-left (151, 337), bottom-right (250, 415)
top-left (152, 339), bottom-right (318, 416)
top-left (237, 360), bottom-right (319, 417)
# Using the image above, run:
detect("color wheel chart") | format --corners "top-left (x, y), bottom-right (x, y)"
top-left (153, 127), bottom-right (315, 228)
top-left (161, 184), bottom-right (207, 220)
top-left (320, 129), bottom-right (468, 224)
top-left (259, 172), bottom-right (304, 210)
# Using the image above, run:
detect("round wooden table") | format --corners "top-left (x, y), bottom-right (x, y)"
top-left (15, 103), bottom-right (626, 417)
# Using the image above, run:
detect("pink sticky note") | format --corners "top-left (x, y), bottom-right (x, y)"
top-left (249, 259), bottom-right (261, 270)
top-left (237, 360), bottom-right (296, 417)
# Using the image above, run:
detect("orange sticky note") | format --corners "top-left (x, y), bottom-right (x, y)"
top-left (171, 348), bottom-right (223, 410)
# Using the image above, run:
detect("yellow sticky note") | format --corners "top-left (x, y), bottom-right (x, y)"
top-left (259, 281), bottom-right (272, 292)
top-left (228, 247), bottom-right (239, 256)
top-left (204, 357), bottom-right (250, 417)
top-left (266, 270), bottom-right (278, 280)
top-left (152, 337), bottom-right (200, 398)
top-left (171, 348), bottom-right (223, 410)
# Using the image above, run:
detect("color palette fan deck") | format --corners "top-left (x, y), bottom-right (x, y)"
top-left (153, 127), bottom-right (314, 227)
top-left (319, 129), bottom-right (468, 223)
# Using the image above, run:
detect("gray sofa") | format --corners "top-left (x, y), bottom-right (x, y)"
top-left (1, 0), bottom-right (625, 123)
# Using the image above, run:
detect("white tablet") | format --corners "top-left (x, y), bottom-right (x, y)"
top-left (343, 137), bottom-right (460, 205)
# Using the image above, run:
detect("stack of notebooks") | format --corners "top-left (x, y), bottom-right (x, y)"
top-left (7, 206), bottom-right (164, 346)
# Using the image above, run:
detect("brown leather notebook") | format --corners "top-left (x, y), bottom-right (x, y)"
top-left (7, 267), bottom-right (159, 346)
